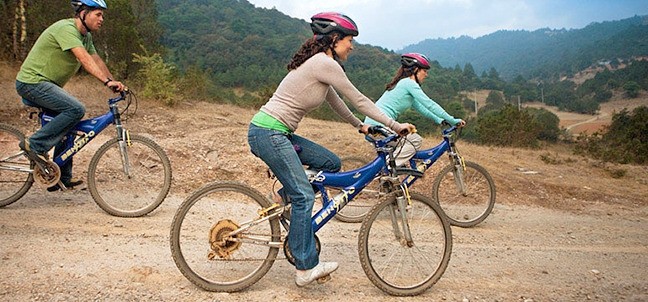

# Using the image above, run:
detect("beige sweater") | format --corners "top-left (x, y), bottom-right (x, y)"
top-left (260, 53), bottom-right (399, 132)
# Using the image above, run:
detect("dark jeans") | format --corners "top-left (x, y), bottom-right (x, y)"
top-left (16, 80), bottom-right (85, 182)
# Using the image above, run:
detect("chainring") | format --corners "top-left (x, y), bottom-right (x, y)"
top-left (283, 234), bottom-right (321, 265)
top-left (208, 219), bottom-right (241, 259)
top-left (33, 160), bottom-right (61, 187)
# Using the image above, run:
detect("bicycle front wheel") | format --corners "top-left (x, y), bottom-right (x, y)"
top-left (0, 123), bottom-right (33, 207)
top-left (87, 134), bottom-right (172, 217)
top-left (358, 192), bottom-right (452, 296)
top-left (334, 156), bottom-right (377, 223)
top-left (433, 161), bottom-right (496, 228)
top-left (170, 181), bottom-right (281, 292)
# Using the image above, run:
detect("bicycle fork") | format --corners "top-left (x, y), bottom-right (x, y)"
top-left (388, 184), bottom-right (415, 247)
top-left (116, 127), bottom-right (132, 178)
top-left (451, 154), bottom-right (468, 196)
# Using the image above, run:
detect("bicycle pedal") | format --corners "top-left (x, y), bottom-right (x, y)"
top-left (316, 274), bottom-right (331, 284)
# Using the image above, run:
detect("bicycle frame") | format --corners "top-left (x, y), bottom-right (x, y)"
top-left (309, 156), bottom-right (387, 232)
top-left (36, 93), bottom-right (128, 169)
top-left (308, 127), bottom-right (420, 233)
top-left (402, 126), bottom-right (460, 187)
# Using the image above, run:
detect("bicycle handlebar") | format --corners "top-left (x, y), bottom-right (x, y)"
top-left (367, 125), bottom-right (394, 137)
top-left (363, 125), bottom-right (400, 146)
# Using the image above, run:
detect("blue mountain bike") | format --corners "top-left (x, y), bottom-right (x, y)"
top-left (337, 125), bottom-right (496, 227)
top-left (170, 125), bottom-right (452, 296)
top-left (0, 90), bottom-right (172, 217)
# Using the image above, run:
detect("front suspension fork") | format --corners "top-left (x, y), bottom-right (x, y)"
top-left (388, 184), bottom-right (414, 247)
top-left (117, 128), bottom-right (132, 178)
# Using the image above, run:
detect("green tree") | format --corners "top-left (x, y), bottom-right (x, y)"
top-left (478, 90), bottom-right (505, 114)
top-left (476, 104), bottom-right (540, 147)
top-left (461, 62), bottom-right (478, 89)
top-left (132, 51), bottom-right (178, 106)
top-left (575, 106), bottom-right (648, 164)
top-left (527, 107), bottom-right (560, 142)
top-left (94, 0), bottom-right (163, 78)
top-left (623, 81), bottom-right (640, 98)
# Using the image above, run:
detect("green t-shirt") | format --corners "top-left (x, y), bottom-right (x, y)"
top-left (16, 18), bottom-right (97, 87)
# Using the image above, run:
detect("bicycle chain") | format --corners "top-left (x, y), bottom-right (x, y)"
top-left (207, 230), bottom-right (287, 262)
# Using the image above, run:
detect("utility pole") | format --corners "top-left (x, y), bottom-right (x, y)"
top-left (518, 95), bottom-right (521, 111)
top-left (474, 90), bottom-right (478, 116)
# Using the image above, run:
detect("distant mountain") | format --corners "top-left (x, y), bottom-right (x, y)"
top-left (401, 15), bottom-right (648, 80)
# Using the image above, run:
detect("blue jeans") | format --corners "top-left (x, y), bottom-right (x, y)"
top-left (247, 124), bottom-right (341, 270)
top-left (16, 80), bottom-right (85, 182)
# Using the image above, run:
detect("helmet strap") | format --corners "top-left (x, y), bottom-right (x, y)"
top-left (408, 67), bottom-right (421, 84)
top-left (79, 9), bottom-right (92, 34)
top-left (327, 34), bottom-right (346, 71)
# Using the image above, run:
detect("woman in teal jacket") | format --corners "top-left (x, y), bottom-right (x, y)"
top-left (365, 53), bottom-right (465, 166)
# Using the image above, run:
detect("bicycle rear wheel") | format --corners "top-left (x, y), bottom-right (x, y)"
top-left (358, 192), bottom-right (452, 296)
top-left (0, 123), bottom-right (33, 207)
top-left (334, 156), bottom-right (377, 223)
top-left (170, 181), bottom-right (281, 292)
top-left (432, 161), bottom-right (496, 228)
top-left (87, 134), bottom-right (172, 217)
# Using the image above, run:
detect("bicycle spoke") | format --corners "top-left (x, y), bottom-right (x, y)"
top-left (0, 124), bottom-right (33, 207)
top-left (359, 192), bottom-right (452, 296)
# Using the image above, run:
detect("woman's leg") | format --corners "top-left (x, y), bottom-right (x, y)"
top-left (394, 133), bottom-right (423, 167)
top-left (290, 134), bottom-right (341, 173)
top-left (248, 125), bottom-right (318, 270)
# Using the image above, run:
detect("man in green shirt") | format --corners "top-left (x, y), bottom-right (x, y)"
top-left (16, 0), bottom-right (126, 191)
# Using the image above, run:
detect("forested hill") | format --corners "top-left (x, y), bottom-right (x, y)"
top-left (155, 0), bottom-right (402, 98)
top-left (401, 15), bottom-right (648, 80)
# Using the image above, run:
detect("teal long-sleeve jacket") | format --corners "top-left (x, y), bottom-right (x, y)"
top-left (364, 78), bottom-right (461, 126)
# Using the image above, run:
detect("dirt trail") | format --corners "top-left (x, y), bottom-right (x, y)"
top-left (1, 72), bottom-right (647, 301)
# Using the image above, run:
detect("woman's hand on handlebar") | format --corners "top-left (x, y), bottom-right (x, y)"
top-left (394, 122), bottom-right (416, 136)
top-left (456, 119), bottom-right (466, 127)
top-left (358, 123), bottom-right (371, 134)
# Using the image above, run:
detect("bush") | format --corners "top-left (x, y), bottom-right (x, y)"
top-left (527, 107), bottom-right (560, 142)
top-left (574, 106), bottom-right (648, 164)
top-left (476, 104), bottom-right (540, 147)
top-left (623, 81), bottom-right (641, 98)
top-left (132, 51), bottom-right (179, 106)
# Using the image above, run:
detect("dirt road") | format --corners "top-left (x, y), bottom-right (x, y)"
top-left (1, 185), bottom-right (646, 301)
top-left (1, 73), bottom-right (647, 301)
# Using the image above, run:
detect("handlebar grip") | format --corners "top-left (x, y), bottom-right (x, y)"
top-left (367, 125), bottom-right (391, 136)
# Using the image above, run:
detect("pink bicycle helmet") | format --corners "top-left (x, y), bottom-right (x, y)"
top-left (401, 53), bottom-right (431, 69)
top-left (310, 12), bottom-right (359, 37)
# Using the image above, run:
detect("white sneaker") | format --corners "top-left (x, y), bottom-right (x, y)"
top-left (295, 262), bottom-right (339, 287)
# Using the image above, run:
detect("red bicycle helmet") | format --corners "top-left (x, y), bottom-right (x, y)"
top-left (401, 53), bottom-right (431, 69)
top-left (310, 12), bottom-right (359, 37)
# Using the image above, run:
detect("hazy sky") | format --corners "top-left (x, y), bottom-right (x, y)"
top-left (247, 0), bottom-right (648, 50)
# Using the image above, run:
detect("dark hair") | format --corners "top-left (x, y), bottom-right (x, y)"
top-left (385, 66), bottom-right (417, 91)
top-left (287, 34), bottom-right (341, 70)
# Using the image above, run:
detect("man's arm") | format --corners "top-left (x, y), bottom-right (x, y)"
top-left (70, 46), bottom-right (125, 91)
